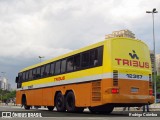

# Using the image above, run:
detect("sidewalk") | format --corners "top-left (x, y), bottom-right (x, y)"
top-left (114, 103), bottom-right (160, 111)
top-left (150, 103), bottom-right (160, 109)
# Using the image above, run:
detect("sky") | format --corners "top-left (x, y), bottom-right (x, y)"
top-left (0, 0), bottom-right (160, 89)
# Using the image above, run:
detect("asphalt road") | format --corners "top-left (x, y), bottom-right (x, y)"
top-left (0, 106), bottom-right (159, 120)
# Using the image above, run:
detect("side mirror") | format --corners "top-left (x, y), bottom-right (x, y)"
top-left (15, 77), bottom-right (19, 83)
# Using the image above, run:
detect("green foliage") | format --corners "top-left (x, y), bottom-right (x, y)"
top-left (0, 89), bottom-right (16, 101)
top-left (156, 75), bottom-right (160, 92)
top-left (152, 75), bottom-right (160, 94)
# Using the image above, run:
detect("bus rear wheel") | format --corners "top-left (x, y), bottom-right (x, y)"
top-left (65, 91), bottom-right (84, 113)
top-left (47, 106), bottom-right (54, 111)
top-left (55, 92), bottom-right (65, 112)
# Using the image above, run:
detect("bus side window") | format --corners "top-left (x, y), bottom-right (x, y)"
top-left (50, 62), bottom-right (55, 75)
top-left (45, 64), bottom-right (50, 76)
top-left (90, 49), bottom-right (98, 66)
top-left (29, 70), bottom-right (33, 80)
top-left (33, 68), bottom-right (37, 79)
top-left (67, 57), bottom-right (74, 72)
top-left (81, 51), bottom-right (90, 68)
top-left (25, 71), bottom-right (29, 81)
top-left (73, 54), bottom-right (80, 70)
top-left (22, 72), bottom-right (26, 82)
top-left (36, 67), bottom-right (41, 78)
top-left (61, 59), bottom-right (66, 73)
top-left (97, 46), bottom-right (103, 66)
top-left (18, 73), bottom-right (22, 82)
top-left (40, 66), bottom-right (45, 77)
top-left (17, 73), bottom-right (22, 88)
top-left (55, 61), bottom-right (61, 75)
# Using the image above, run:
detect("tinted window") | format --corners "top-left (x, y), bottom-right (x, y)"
top-left (33, 69), bottom-right (37, 79)
top-left (36, 67), bottom-right (41, 78)
top-left (73, 54), bottom-right (80, 70)
top-left (67, 57), bottom-right (74, 72)
top-left (40, 66), bottom-right (45, 77)
top-left (29, 70), bottom-right (33, 80)
top-left (18, 46), bottom-right (103, 82)
top-left (18, 73), bottom-right (23, 82)
top-left (97, 46), bottom-right (103, 66)
top-left (61, 59), bottom-right (66, 73)
top-left (81, 51), bottom-right (90, 68)
top-left (50, 62), bottom-right (55, 75)
top-left (25, 71), bottom-right (29, 81)
top-left (22, 72), bottom-right (26, 81)
top-left (55, 61), bottom-right (61, 74)
top-left (45, 64), bottom-right (50, 76)
top-left (90, 49), bottom-right (98, 66)
top-left (17, 83), bottom-right (21, 88)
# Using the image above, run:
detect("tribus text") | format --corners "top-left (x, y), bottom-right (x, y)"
top-left (115, 58), bottom-right (149, 68)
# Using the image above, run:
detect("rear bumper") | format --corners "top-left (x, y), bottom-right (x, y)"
top-left (102, 94), bottom-right (154, 105)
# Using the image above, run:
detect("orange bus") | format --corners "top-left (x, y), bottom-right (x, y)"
top-left (15, 37), bottom-right (154, 114)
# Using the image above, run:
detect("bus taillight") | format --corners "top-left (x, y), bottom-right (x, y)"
top-left (112, 88), bottom-right (119, 94)
top-left (149, 89), bottom-right (153, 95)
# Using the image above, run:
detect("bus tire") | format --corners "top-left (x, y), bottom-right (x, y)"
top-left (65, 91), bottom-right (84, 113)
top-left (55, 92), bottom-right (65, 112)
top-left (47, 106), bottom-right (54, 111)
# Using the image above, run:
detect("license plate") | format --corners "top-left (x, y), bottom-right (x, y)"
top-left (131, 88), bottom-right (139, 92)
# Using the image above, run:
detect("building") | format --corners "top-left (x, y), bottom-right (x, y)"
top-left (105, 29), bottom-right (135, 39)
top-left (0, 76), bottom-right (11, 91)
top-left (156, 54), bottom-right (160, 75)
top-left (7, 83), bottom-right (11, 91)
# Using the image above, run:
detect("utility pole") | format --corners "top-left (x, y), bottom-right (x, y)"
top-left (146, 8), bottom-right (158, 103)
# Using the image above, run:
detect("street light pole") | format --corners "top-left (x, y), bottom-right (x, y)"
top-left (146, 8), bottom-right (158, 103)
top-left (39, 56), bottom-right (45, 63)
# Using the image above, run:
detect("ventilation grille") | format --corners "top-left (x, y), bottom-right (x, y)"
top-left (113, 70), bottom-right (118, 86)
top-left (149, 74), bottom-right (152, 88)
top-left (92, 80), bottom-right (101, 101)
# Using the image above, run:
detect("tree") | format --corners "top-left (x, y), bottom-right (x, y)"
top-left (0, 89), bottom-right (16, 102)
top-left (156, 75), bottom-right (160, 92)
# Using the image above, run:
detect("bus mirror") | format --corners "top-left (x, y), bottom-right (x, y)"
top-left (15, 77), bottom-right (19, 83)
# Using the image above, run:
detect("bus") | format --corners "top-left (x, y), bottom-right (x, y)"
top-left (15, 37), bottom-right (154, 114)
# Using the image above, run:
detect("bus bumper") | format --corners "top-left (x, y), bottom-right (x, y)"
top-left (102, 94), bottom-right (155, 106)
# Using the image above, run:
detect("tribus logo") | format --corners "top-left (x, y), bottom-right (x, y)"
top-left (115, 50), bottom-right (149, 68)
top-left (129, 50), bottom-right (139, 60)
